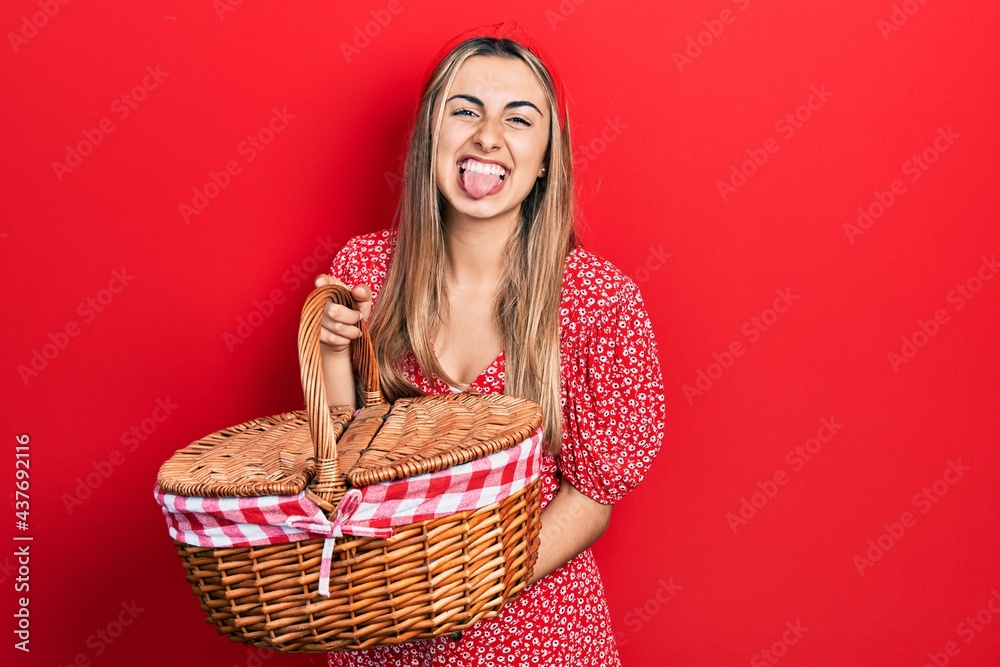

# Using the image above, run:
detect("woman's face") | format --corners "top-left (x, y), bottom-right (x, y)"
top-left (433, 55), bottom-right (550, 228)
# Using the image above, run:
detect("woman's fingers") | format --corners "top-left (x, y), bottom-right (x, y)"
top-left (352, 284), bottom-right (373, 320)
top-left (313, 278), bottom-right (372, 352)
top-left (318, 302), bottom-right (364, 351)
top-left (325, 303), bottom-right (363, 331)
top-left (315, 277), bottom-right (372, 321)
top-left (314, 274), bottom-right (347, 288)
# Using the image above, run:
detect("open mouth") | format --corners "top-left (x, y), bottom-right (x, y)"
top-left (457, 158), bottom-right (507, 199)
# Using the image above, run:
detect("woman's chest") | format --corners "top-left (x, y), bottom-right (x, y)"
top-left (432, 287), bottom-right (503, 389)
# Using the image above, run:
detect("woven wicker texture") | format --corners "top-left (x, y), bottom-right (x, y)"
top-left (177, 480), bottom-right (540, 651)
top-left (157, 284), bottom-right (543, 651)
top-left (346, 393), bottom-right (542, 487)
top-left (156, 408), bottom-right (353, 498)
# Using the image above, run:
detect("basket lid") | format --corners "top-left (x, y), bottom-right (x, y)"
top-left (342, 393), bottom-right (543, 488)
top-left (155, 394), bottom-right (542, 498)
top-left (155, 407), bottom-right (354, 497)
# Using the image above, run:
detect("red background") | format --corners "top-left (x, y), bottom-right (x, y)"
top-left (3, 1), bottom-right (999, 666)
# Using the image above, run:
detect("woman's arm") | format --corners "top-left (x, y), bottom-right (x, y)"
top-left (528, 480), bottom-right (613, 584)
top-left (320, 350), bottom-right (357, 408)
top-left (528, 269), bottom-right (664, 584)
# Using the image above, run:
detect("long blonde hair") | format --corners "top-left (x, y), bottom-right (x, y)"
top-left (370, 36), bottom-right (576, 452)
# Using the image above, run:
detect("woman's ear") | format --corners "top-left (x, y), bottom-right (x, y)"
top-left (537, 150), bottom-right (550, 179)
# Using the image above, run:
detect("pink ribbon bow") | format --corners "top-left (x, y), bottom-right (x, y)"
top-left (287, 489), bottom-right (393, 596)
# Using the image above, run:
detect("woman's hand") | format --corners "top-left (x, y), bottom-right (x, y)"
top-left (314, 275), bottom-right (372, 408)
top-left (313, 275), bottom-right (373, 358)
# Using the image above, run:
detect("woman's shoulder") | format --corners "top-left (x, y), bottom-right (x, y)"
top-left (330, 229), bottom-right (396, 288)
top-left (562, 245), bottom-right (640, 308)
top-left (339, 228), bottom-right (397, 257)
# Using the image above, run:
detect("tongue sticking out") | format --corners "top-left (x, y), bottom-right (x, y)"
top-left (461, 167), bottom-right (503, 199)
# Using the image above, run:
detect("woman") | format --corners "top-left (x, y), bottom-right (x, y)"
top-left (316, 22), bottom-right (665, 666)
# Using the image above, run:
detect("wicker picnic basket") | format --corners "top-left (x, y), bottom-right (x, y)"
top-left (155, 284), bottom-right (543, 652)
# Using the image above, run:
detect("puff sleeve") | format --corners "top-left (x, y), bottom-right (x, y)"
top-left (557, 258), bottom-right (666, 505)
top-left (327, 230), bottom-right (395, 304)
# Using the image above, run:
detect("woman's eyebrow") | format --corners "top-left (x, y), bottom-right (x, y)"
top-left (447, 93), bottom-right (543, 116)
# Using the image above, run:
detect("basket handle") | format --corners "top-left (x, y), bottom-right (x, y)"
top-left (298, 284), bottom-right (385, 493)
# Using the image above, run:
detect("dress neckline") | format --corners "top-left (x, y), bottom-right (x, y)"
top-left (406, 350), bottom-right (505, 394)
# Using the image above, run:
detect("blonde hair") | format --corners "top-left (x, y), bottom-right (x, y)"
top-left (370, 37), bottom-right (575, 452)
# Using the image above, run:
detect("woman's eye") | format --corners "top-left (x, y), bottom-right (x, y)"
top-left (451, 108), bottom-right (531, 127)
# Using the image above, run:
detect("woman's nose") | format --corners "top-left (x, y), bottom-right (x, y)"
top-left (473, 115), bottom-right (503, 151)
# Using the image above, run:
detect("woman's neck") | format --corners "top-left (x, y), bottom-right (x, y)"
top-left (442, 212), bottom-right (517, 287)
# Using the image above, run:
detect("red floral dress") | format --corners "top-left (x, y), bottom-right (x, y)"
top-left (326, 230), bottom-right (665, 667)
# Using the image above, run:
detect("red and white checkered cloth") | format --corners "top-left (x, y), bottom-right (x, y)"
top-left (154, 427), bottom-right (542, 595)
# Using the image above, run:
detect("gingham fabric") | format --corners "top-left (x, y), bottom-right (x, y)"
top-left (155, 427), bottom-right (543, 595)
